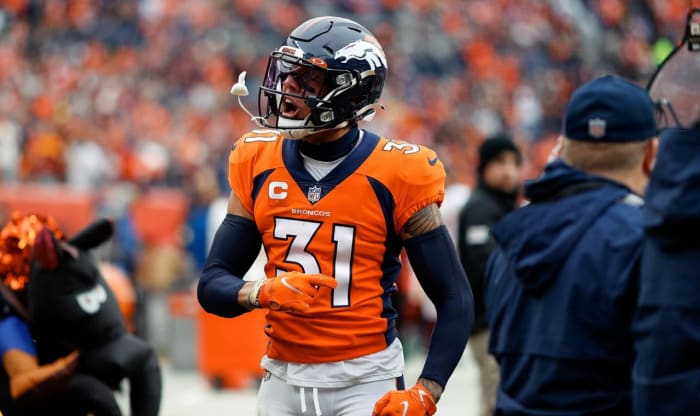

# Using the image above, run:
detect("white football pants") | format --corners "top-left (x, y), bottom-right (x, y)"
top-left (256, 371), bottom-right (398, 416)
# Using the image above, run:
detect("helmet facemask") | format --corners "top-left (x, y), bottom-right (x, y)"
top-left (258, 46), bottom-right (361, 139)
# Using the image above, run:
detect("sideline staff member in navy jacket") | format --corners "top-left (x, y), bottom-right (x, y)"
top-left (633, 124), bottom-right (700, 414)
top-left (484, 75), bottom-right (658, 415)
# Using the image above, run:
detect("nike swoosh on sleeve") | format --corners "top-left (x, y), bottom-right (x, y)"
top-left (427, 156), bottom-right (439, 166)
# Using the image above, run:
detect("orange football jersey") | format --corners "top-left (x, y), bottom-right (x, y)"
top-left (228, 129), bottom-right (445, 363)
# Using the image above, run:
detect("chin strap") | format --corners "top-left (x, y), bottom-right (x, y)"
top-left (282, 102), bottom-right (386, 139)
top-left (281, 121), bottom-right (357, 140)
top-left (354, 102), bottom-right (386, 122)
top-left (277, 116), bottom-right (317, 139)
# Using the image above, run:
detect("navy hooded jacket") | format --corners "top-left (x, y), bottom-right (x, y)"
top-left (485, 160), bottom-right (643, 415)
top-left (633, 128), bottom-right (700, 415)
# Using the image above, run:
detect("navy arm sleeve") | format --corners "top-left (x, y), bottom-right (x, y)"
top-left (197, 214), bottom-right (262, 317)
top-left (404, 225), bottom-right (475, 387)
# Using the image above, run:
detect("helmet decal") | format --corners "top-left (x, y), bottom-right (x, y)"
top-left (334, 39), bottom-right (387, 72)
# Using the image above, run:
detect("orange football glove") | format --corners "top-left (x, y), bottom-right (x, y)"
top-left (372, 384), bottom-right (437, 416)
top-left (251, 271), bottom-right (337, 313)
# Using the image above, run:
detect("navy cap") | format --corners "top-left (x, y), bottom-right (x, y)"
top-left (563, 75), bottom-right (657, 142)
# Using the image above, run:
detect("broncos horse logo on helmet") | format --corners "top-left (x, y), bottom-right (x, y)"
top-left (334, 39), bottom-right (388, 71)
top-left (255, 16), bottom-right (388, 139)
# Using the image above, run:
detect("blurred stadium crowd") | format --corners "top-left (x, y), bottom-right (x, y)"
top-left (0, 0), bottom-right (690, 288)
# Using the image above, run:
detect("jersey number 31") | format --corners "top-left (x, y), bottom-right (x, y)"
top-left (274, 217), bottom-right (355, 308)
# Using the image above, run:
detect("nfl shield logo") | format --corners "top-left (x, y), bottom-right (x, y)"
top-left (307, 185), bottom-right (322, 203)
top-left (588, 118), bottom-right (606, 139)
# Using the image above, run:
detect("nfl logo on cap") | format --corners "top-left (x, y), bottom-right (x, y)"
top-left (564, 75), bottom-right (656, 142)
top-left (307, 185), bottom-right (322, 203)
top-left (588, 118), bottom-right (606, 139)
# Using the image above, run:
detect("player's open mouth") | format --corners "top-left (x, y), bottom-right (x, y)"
top-left (281, 98), bottom-right (301, 119)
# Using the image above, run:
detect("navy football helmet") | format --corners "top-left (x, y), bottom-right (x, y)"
top-left (256, 16), bottom-right (388, 139)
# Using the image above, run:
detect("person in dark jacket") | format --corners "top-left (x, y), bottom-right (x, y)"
top-left (484, 74), bottom-right (658, 415)
top-left (632, 123), bottom-right (700, 414)
top-left (632, 12), bottom-right (700, 411)
top-left (457, 135), bottom-right (521, 416)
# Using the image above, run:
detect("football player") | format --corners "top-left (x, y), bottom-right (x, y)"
top-left (198, 16), bottom-right (474, 416)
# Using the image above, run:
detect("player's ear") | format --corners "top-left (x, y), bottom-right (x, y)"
top-left (643, 137), bottom-right (659, 177)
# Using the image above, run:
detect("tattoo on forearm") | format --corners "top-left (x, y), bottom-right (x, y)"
top-left (418, 378), bottom-right (444, 402)
top-left (401, 204), bottom-right (443, 239)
